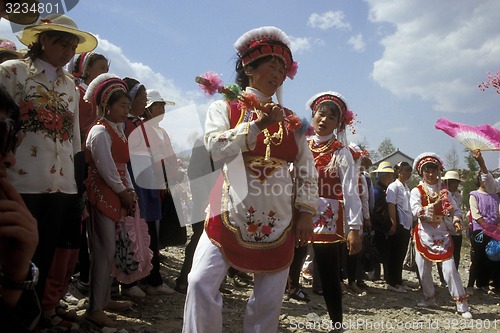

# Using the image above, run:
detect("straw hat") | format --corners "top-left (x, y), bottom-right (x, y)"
top-left (1, 0), bottom-right (39, 24)
top-left (17, 14), bottom-right (97, 53)
top-left (146, 89), bottom-right (175, 108)
top-left (371, 161), bottom-right (394, 173)
top-left (442, 170), bottom-right (461, 182)
top-left (0, 37), bottom-right (23, 58)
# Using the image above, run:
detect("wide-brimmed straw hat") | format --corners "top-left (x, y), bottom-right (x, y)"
top-left (1, 0), bottom-right (39, 24)
top-left (146, 89), bottom-right (175, 108)
top-left (0, 37), bottom-right (23, 58)
top-left (442, 170), bottom-right (461, 182)
top-left (17, 14), bottom-right (97, 53)
top-left (371, 161), bottom-right (394, 174)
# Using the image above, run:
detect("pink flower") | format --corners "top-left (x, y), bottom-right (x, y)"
top-left (261, 225), bottom-right (272, 235)
top-left (287, 61), bottom-right (298, 80)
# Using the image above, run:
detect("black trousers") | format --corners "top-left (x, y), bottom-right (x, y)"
top-left (471, 230), bottom-right (500, 288)
top-left (21, 193), bottom-right (81, 300)
top-left (287, 244), bottom-right (308, 291)
top-left (380, 224), bottom-right (410, 286)
top-left (313, 242), bottom-right (343, 326)
top-left (176, 221), bottom-right (204, 286)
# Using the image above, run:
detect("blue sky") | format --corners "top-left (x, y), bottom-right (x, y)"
top-left (2, 0), bottom-right (499, 169)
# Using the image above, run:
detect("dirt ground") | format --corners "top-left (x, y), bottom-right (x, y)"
top-left (64, 229), bottom-right (500, 333)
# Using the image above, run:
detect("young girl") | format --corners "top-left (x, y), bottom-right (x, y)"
top-left (84, 74), bottom-right (136, 328)
top-left (306, 91), bottom-right (363, 330)
top-left (410, 152), bottom-right (471, 318)
top-left (0, 14), bottom-right (97, 331)
top-left (183, 26), bottom-right (318, 333)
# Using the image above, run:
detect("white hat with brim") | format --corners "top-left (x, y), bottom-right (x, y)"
top-left (0, 38), bottom-right (23, 58)
top-left (146, 89), bottom-right (175, 108)
top-left (17, 14), bottom-right (97, 54)
top-left (1, 0), bottom-right (39, 24)
top-left (371, 161), bottom-right (394, 173)
top-left (442, 170), bottom-right (461, 182)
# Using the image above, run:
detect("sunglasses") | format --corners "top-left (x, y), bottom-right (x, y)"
top-left (0, 119), bottom-right (21, 155)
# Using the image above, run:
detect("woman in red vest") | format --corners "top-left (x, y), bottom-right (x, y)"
top-left (410, 152), bottom-right (471, 318)
top-left (183, 26), bottom-right (318, 333)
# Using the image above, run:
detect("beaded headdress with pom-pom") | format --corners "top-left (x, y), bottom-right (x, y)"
top-left (84, 73), bottom-right (128, 116)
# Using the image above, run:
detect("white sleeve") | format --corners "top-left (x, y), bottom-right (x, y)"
top-left (359, 174), bottom-right (370, 220)
top-left (204, 100), bottom-right (261, 161)
top-left (86, 125), bottom-right (128, 193)
top-left (339, 148), bottom-right (363, 230)
top-left (292, 134), bottom-right (319, 215)
top-left (410, 187), bottom-right (424, 218)
top-left (482, 172), bottom-right (500, 194)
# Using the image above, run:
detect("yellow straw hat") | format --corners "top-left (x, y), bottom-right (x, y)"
top-left (17, 14), bottom-right (97, 54)
top-left (371, 161), bottom-right (394, 173)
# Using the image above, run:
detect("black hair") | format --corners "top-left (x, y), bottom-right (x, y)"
top-left (0, 52), bottom-right (19, 64)
top-left (394, 161), bottom-right (412, 178)
top-left (106, 90), bottom-right (130, 110)
top-left (122, 77), bottom-right (146, 99)
top-left (25, 30), bottom-right (79, 61)
top-left (314, 101), bottom-right (341, 120)
top-left (235, 55), bottom-right (285, 90)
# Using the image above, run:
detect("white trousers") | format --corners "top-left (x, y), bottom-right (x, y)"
top-left (182, 231), bottom-right (289, 333)
top-left (415, 250), bottom-right (469, 312)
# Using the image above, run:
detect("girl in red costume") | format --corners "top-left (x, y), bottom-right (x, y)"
top-left (410, 152), bottom-right (471, 318)
top-left (183, 26), bottom-right (318, 333)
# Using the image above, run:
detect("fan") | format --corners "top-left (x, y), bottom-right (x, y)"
top-left (434, 118), bottom-right (500, 151)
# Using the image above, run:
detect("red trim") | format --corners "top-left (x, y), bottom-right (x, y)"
top-left (413, 224), bottom-right (453, 262)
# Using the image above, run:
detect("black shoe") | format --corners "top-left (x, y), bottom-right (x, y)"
top-left (286, 288), bottom-right (310, 302)
top-left (174, 283), bottom-right (187, 295)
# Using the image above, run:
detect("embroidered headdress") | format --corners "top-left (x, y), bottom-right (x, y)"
top-left (234, 26), bottom-right (297, 80)
top-left (84, 73), bottom-right (128, 116)
top-left (413, 152), bottom-right (444, 176)
top-left (68, 52), bottom-right (95, 79)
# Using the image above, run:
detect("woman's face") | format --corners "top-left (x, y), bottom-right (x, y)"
top-left (149, 102), bottom-right (165, 119)
top-left (422, 164), bottom-right (439, 185)
top-left (105, 95), bottom-right (131, 124)
top-left (312, 106), bottom-right (339, 136)
top-left (246, 57), bottom-right (285, 96)
top-left (130, 88), bottom-right (147, 117)
top-left (398, 165), bottom-right (413, 183)
top-left (86, 58), bottom-right (109, 83)
top-left (39, 33), bottom-right (78, 68)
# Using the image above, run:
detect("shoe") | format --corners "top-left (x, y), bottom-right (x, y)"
top-left (77, 280), bottom-right (89, 294)
top-left (417, 298), bottom-right (437, 307)
top-left (143, 283), bottom-right (175, 295)
top-left (356, 281), bottom-right (369, 289)
top-left (460, 311), bottom-right (473, 319)
top-left (103, 300), bottom-right (132, 312)
top-left (301, 269), bottom-right (313, 281)
top-left (349, 283), bottom-right (365, 295)
top-left (55, 305), bottom-right (78, 321)
top-left (121, 285), bottom-right (146, 298)
top-left (440, 281), bottom-right (448, 288)
top-left (387, 284), bottom-right (407, 293)
top-left (399, 284), bottom-right (413, 291)
top-left (62, 291), bottom-right (79, 305)
top-left (43, 311), bottom-right (80, 331)
top-left (466, 286), bottom-right (475, 296)
top-left (286, 288), bottom-right (310, 302)
top-left (85, 310), bottom-right (116, 328)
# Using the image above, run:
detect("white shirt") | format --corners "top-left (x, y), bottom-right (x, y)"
top-left (386, 179), bottom-right (413, 230)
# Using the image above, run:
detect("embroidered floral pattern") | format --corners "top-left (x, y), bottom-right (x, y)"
top-left (245, 206), bottom-right (278, 242)
top-left (313, 203), bottom-right (336, 231)
top-left (17, 81), bottom-right (74, 143)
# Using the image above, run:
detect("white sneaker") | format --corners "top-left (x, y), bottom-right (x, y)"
top-left (387, 284), bottom-right (407, 293)
top-left (121, 285), bottom-right (146, 298)
top-left (417, 298), bottom-right (437, 307)
top-left (63, 292), bottom-right (79, 305)
top-left (460, 311), bottom-right (472, 319)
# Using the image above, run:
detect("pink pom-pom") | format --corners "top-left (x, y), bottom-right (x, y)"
top-left (198, 71), bottom-right (223, 95)
top-left (286, 61), bottom-right (298, 80)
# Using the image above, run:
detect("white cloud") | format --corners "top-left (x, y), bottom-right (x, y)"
top-left (348, 34), bottom-right (365, 53)
top-left (308, 11), bottom-right (351, 31)
top-left (366, 0), bottom-right (500, 113)
top-left (288, 36), bottom-right (312, 54)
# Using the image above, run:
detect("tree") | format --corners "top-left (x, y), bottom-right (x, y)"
top-left (377, 138), bottom-right (396, 159)
top-left (479, 72), bottom-right (500, 94)
top-left (444, 145), bottom-right (460, 170)
top-left (460, 149), bottom-right (479, 210)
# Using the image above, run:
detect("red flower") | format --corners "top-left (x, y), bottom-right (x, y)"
top-left (268, 210), bottom-right (276, 217)
top-left (50, 165), bottom-right (56, 174)
top-left (325, 209), bottom-right (333, 218)
top-left (261, 225), bottom-right (272, 235)
top-left (62, 132), bottom-right (69, 141)
top-left (248, 206), bottom-right (256, 214)
top-left (247, 223), bottom-right (258, 233)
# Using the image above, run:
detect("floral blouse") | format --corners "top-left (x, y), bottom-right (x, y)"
top-left (0, 59), bottom-right (80, 194)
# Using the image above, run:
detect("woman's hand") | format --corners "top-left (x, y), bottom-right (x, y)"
top-left (118, 189), bottom-right (136, 215)
top-left (346, 229), bottom-right (362, 255)
top-left (294, 211), bottom-right (313, 247)
top-left (254, 103), bottom-right (284, 131)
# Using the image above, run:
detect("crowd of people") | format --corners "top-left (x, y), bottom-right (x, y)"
top-left (0, 3), bottom-right (499, 333)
